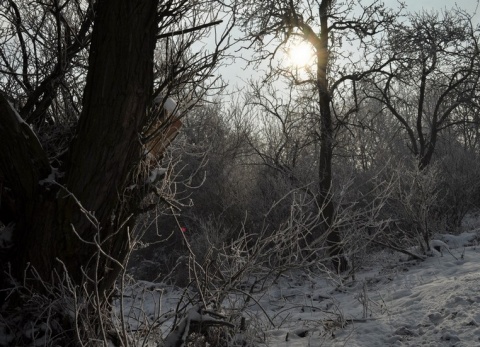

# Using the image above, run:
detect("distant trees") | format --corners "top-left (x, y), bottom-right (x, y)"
top-left (364, 9), bottom-right (480, 169)
top-left (344, 9), bottom-right (480, 236)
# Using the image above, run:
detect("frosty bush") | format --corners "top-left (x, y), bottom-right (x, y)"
top-left (385, 163), bottom-right (446, 253)
top-left (329, 168), bottom-right (396, 277)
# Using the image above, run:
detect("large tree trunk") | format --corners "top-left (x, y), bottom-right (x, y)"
top-left (1, 0), bottom-right (159, 298)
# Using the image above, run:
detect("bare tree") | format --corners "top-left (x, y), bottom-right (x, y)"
top-left (236, 0), bottom-right (400, 272)
top-left (364, 9), bottom-right (480, 169)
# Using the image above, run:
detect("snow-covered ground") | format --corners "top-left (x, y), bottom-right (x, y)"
top-left (119, 231), bottom-right (480, 347)
top-left (2, 226), bottom-right (480, 346)
top-left (263, 244), bottom-right (480, 347)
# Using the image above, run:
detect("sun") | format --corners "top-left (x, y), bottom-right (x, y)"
top-left (287, 41), bottom-right (315, 68)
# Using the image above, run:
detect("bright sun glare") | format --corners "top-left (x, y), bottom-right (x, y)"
top-left (288, 41), bottom-right (315, 68)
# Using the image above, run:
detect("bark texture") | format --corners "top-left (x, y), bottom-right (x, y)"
top-left (0, 0), bottom-right (159, 297)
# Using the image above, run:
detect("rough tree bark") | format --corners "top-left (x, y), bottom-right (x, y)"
top-left (0, 0), bottom-right (159, 299)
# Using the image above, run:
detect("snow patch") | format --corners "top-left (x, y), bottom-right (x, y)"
top-left (147, 167), bottom-right (167, 184)
top-left (153, 95), bottom-right (177, 115)
top-left (6, 98), bottom-right (44, 145)
top-left (437, 232), bottom-right (478, 248)
top-left (164, 97), bottom-right (177, 114)
top-left (38, 167), bottom-right (60, 185)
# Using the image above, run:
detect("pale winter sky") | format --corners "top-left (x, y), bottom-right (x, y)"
top-left (221, 0), bottom-right (480, 90)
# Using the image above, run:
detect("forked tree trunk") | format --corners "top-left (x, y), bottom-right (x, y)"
top-left (0, 0), bottom-right (159, 298)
